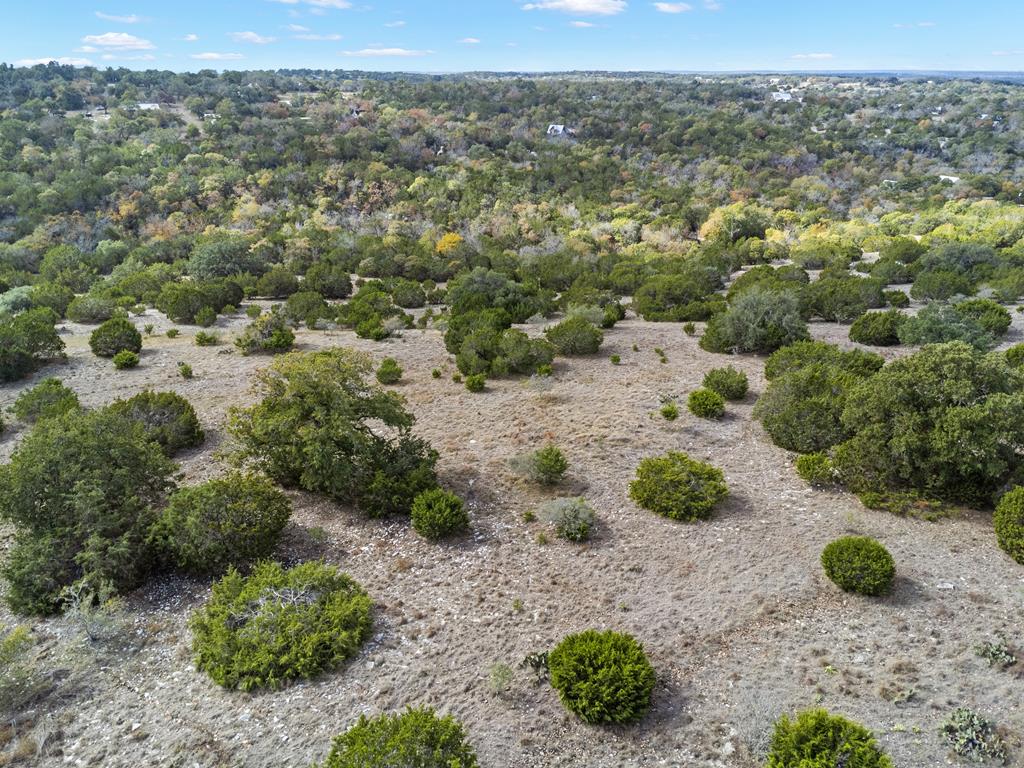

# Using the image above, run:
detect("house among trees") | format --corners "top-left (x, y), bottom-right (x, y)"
top-left (135, 102), bottom-right (160, 111)
top-left (547, 123), bottom-right (576, 137)
top-left (771, 91), bottom-right (793, 103)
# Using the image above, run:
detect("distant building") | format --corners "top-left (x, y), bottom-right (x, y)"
top-left (202, 112), bottom-right (220, 121)
top-left (939, 175), bottom-right (962, 184)
top-left (546, 124), bottom-right (576, 137)
top-left (135, 102), bottom-right (160, 111)
top-left (771, 92), bottom-right (793, 103)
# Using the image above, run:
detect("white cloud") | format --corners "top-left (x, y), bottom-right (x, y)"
top-left (384, 20), bottom-right (406, 27)
top-left (95, 11), bottom-right (141, 23)
top-left (791, 52), bottom-right (834, 60)
top-left (294, 32), bottom-right (343, 40)
top-left (569, 20), bottom-right (595, 26)
top-left (459, 37), bottom-right (481, 44)
top-left (230, 31), bottom-right (276, 44)
top-left (894, 21), bottom-right (936, 28)
top-left (703, 0), bottom-right (721, 9)
top-left (101, 53), bottom-right (156, 60)
top-left (75, 46), bottom-right (99, 52)
top-left (183, 33), bottom-right (199, 41)
top-left (287, 24), bottom-right (310, 31)
top-left (15, 56), bottom-right (94, 67)
top-left (521, 0), bottom-right (626, 15)
top-left (269, 0), bottom-right (351, 7)
top-left (341, 47), bottom-right (433, 57)
top-left (191, 52), bottom-right (244, 60)
top-left (654, 2), bottom-right (692, 12)
top-left (81, 31), bottom-right (155, 50)
top-left (992, 49), bottom-right (1024, 56)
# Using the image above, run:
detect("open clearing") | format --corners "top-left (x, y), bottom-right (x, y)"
top-left (2, 309), bottom-right (1023, 768)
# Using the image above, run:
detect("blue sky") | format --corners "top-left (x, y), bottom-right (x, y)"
top-left (5, 0), bottom-right (1024, 72)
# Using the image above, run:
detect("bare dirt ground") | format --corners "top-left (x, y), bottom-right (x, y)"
top-left (1, 303), bottom-right (1023, 768)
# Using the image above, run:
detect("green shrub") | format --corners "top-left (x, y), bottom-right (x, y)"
top-left (376, 358), bottom-right (403, 384)
top-left (186, 235), bottom-right (263, 279)
top-left (702, 366), bottom-right (748, 400)
top-left (897, 303), bottom-right (995, 350)
top-left (849, 309), bottom-right (904, 346)
top-left (537, 497), bottom-right (596, 542)
top-left (0, 409), bottom-right (175, 615)
top-left (464, 373), bottom-right (486, 392)
top-left (510, 443), bottom-right (568, 485)
top-left (387, 277), bottom-right (427, 308)
top-left (700, 288), bottom-right (809, 354)
top-left (194, 305), bottom-right (217, 328)
top-left (803, 276), bottom-right (884, 323)
top-left (544, 316), bottom-right (604, 355)
top-left (632, 273), bottom-right (721, 321)
top-left (821, 536), bottom-right (896, 596)
top-left (156, 279), bottom-right (242, 324)
top-left (994, 487), bottom-right (1024, 565)
top-left (629, 452), bottom-right (728, 522)
top-left (884, 289), bottom-right (910, 308)
top-left (754, 363), bottom-right (868, 454)
top-left (66, 293), bottom-right (116, 323)
top-left (234, 311), bottom-right (295, 355)
top-left (112, 350), bottom-right (140, 369)
top-left (10, 378), bottom-right (79, 423)
top-left (431, 368), bottom-right (442, 379)
top-left (726, 266), bottom-right (806, 301)
top-left (795, 453), bottom-right (836, 486)
top-left (1004, 343), bottom-right (1024, 369)
top-left (152, 473), bottom-right (290, 574)
top-left (910, 269), bottom-right (974, 301)
top-left (166, 328), bottom-right (180, 338)
top-left (764, 340), bottom-right (884, 381)
top-left (228, 349), bottom-right (438, 517)
top-left (954, 297), bottom-right (1012, 336)
top-left (766, 709), bottom-right (893, 768)
top-left (455, 327), bottom-right (555, 377)
top-left (304, 262), bottom-right (352, 299)
top-left (105, 390), bottom-right (204, 456)
top-left (89, 316), bottom-right (142, 357)
top-left (610, 354), bottom-right (621, 365)
top-left (318, 707), bottom-right (479, 768)
top-left (195, 330), bottom-right (219, 346)
top-left (178, 362), bottom-right (193, 379)
top-left (29, 282), bottom-right (75, 318)
top-left (255, 266), bottom-right (299, 298)
top-left (410, 488), bottom-right (469, 540)
top-left (284, 290), bottom-right (329, 326)
top-left (833, 342), bottom-right (1024, 504)
top-left (0, 308), bottom-right (65, 383)
top-left (940, 708), bottom-right (1007, 763)
top-left (548, 629), bottom-right (654, 725)
top-left (190, 561), bottom-right (372, 691)
top-left (245, 304), bottom-right (262, 319)
top-left (445, 267), bottom-right (553, 322)
top-left (338, 284), bottom-right (410, 340)
top-left (687, 388), bottom-right (725, 419)
top-left (660, 401), bottom-right (679, 421)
